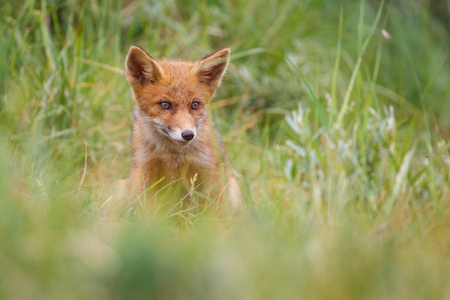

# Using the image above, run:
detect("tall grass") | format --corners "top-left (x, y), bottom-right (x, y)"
top-left (1, 0), bottom-right (450, 299)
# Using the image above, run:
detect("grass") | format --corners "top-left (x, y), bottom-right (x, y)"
top-left (1, 0), bottom-right (450, 299)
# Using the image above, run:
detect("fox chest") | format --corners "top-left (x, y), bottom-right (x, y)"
top-left (136, 147), bottom-right (217, 180)
top-left (153, 155), bottom-right (199, 178)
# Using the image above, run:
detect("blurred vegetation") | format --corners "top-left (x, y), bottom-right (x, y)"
top-left (1, 0), bottom-right (450, 299)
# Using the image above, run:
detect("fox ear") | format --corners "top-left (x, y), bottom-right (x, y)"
top-left (126, 46), bottom-right (165, 87)
top-left (192, 48), bottom-right (230, 92)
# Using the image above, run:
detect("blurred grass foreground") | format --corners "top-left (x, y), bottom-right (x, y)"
top-left (1, 0), bottom-right (450, 299)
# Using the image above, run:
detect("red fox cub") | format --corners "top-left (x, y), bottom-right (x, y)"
top-left (124, 45), bottom-right (241, 209)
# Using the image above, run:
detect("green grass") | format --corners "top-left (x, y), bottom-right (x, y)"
top-left (1, 0), bottom-right (450, 299)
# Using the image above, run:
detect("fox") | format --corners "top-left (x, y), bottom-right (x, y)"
top-left (122, 45), bottom-right (241, 210)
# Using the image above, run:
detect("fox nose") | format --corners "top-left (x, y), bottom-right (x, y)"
top-left (181, 130), bottom-right (195, 141)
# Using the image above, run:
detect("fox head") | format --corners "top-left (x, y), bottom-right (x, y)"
top-left (125, 46), bottom-right (230, 144)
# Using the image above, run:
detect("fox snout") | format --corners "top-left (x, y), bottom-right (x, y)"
top-left (166, 127), bottom-right (197, 144)
top-left (151, 117), bottom-right (197, 144)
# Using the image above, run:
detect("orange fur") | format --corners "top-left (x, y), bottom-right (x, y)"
top-left (123, 46), bottom-right (241, 209)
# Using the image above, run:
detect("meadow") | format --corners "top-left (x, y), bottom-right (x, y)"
top-left (1, 0), bottom-right (450, 299)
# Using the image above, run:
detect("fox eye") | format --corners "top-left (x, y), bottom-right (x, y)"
top-left (160, 101), bottom-right (170, 109)
top-left (191, 101), bottom-right (200, 110)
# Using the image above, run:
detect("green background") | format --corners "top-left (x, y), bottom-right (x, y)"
top-left (1, 0), bottom-right (450, 299)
